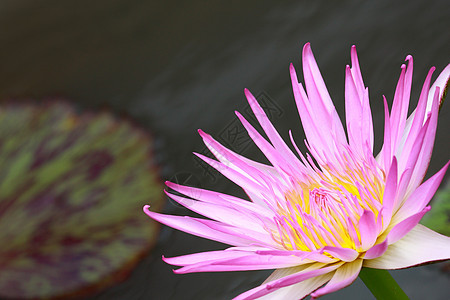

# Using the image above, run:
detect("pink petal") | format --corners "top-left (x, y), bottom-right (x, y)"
top-left (406, 87), bottom-right (439, 193)
top-left (398, 63), bottom-right (449, 159)
top-left (256, 273), bottom-right (333, 300)
top-left (397, 67), bottom-right (434, 161)
top-left (233, 268), bottom-right (333, 300)
top-left (198, 128), bottom-right (294, 193)
top-left (173, 252), bottom-right (311, 274)
top-left (387, 206), bottom-right (431, 245)
top-left (345, 46), bottom-right (374, 156)
top-left (302, 43), bottom-right (347, 147)
top-left (321, 246), bottom-right (359, 262)
top-left (393, 168), bottom-right (413, 212)
top-left (345, 65), bottom-right (364, 154)
top-left (197, 128), bottom-right (298, 209)
top-left (378, 96), bottom-right (392, 172)
top-left (350, 45), bottom-right (365, 93)
top-left (358, 210), bottom-right (378, 251)
top-left (165, 181), bottom-right (274, 219)
top-left (163, 249), bottom-right (252, 266)
top-left (165, 191), bottom-right (271, 233)
top-left (390, 59), bottom-right (412, 156)
top-left (243, 89), bottom-right (305, 173)
top-left (361, 88), bottom-right (374, 153)
top-left (143, 206), bottom-right (275, 247)
top-left (363, 224), bottom-right (450, 269)
top-left (427, 63), bottom-right (450, 112)
top-left (233, 262), bottom-right (342, 300)
top-left (310, 259), bottom-right (363, 298)
top-left (364, 239), bottom-right (388, 260)
top-left (193, 152), bottom-right (269, 199)
top-left (397, 115), bottom-right (430, 186)
top-left (381, 157), bottom-right (398, 231)
top-left (290, 64), bottom-right (326, 157)
top-left (393, 161), bottom-right (449, 222)
top-left (256, 249), bottom-right (336, 264)
top-left (198, 129), bottom-right (266, 179)
top-left (235, 111), bottom-right (299, 180)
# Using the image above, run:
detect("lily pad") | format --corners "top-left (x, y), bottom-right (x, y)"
top-left (0, 101), bottom-right (163, 299)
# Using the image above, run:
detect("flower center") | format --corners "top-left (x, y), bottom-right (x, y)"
top-left (272, 155), bottom-right (385, 253)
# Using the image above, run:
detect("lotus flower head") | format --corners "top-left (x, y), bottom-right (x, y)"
top-left (144, 43), bottom-right (450, 299)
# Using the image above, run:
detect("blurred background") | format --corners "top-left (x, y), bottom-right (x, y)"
top-left (0, 0), bottom-right (449, 299)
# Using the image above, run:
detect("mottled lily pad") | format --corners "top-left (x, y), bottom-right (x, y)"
top-left (421, 181), bottom-right (450, 236)
top-left (0, 101), bottom-right (163, 299)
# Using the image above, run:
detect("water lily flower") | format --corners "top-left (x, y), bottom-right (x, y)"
top-left (144, 43), bottom-right (450, 299)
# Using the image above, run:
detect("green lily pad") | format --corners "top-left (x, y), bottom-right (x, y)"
top-left (0, 101), bottom-right (163, 299)
top-left (421, 181), bottom-right (450, 236)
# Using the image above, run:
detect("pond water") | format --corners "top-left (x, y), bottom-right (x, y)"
top-left (0, 0), bottom-right (449, 299)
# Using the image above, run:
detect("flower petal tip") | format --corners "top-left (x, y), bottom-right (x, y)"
top-left (303, 42), bottom-right (311, 51)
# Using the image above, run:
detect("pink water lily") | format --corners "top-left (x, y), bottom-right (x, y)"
top-left (144, 43), bottom-right (450, 299)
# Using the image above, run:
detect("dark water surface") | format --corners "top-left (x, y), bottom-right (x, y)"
top-left (1, 0), bottom-right (449, 299)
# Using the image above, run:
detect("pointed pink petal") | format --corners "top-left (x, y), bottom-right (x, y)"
top-left (243, 88), bottom-right (305, 173)
top-left (256, 249), bottom-right (336, 264)
top-left (322, 246), bottom-right (359, 262)
top-left (198, 128), bottom-right (287, 189)
top-left (262, 274), bottom-right (334, 300)
top-left (302, 43), bottom-right (347, 146)
top-left (163, 249), bottom-right (252, 266)
top-left (381, 157), bottom-right (398, 230)
top-left (364, 239), bottom-right (388, 260)
top-left (427, 63), bottom-right (450, 112)
top-left (406, 87), bottom-right (439, 193)
top-left (193, 152), bottom-right (269, 199)
top-left (387, 206), bottom-right (431, 245)
top-left (393, 162), bottom-right (449, 222)
top-left (143, 206), bottom-right (275, 247)
top-left (345, 64), bottom-right (364, 154)
top-left (397, 67), bottom-right (434, 161)
top-left (233, 262), bottom-right (342, 300)
top-left (235, 111), bottom-right (300, 179)
top-left (390, 58), bottom-right (412, 155)
top-left (198, 129), bottom-right (266, 178)
top-left (377, 96), bottom-right (392, 171)
top-left (358, 210), bottom-right (378, 251)
top-left (310, 259), bottom-right (363, 298)
top-left (290, 68), bottom-right (334, 167)
top-left (173, 252), bottom-right (311, 274)
top-left (233, 268), bottom-right (333, 300)
top-left (165, 191), bottom-right (271, 233)
top-left (197, 127), bottom-right (305, 209)
top-left (397, 115), bottom-right (430, 185)
top-left (350, 45), bottom-right (365, 96)
top-left (290, 64), bottom-right (324, 152)
top-left (398, 64), bottom-right (449, 159)
top-left (393, 168), bottom-right (413, 212)
top-left (363, 224), bottom-right (450, 269)
top-left (345, 47), bottom-right (374, 155)
top-left (361, 88), bottom-right (374, 153)
top-left (165, 181), bottom-right (274, 219)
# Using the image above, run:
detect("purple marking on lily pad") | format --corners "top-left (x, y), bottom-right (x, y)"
top-left (0, 101), bottom-right (163, 299)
